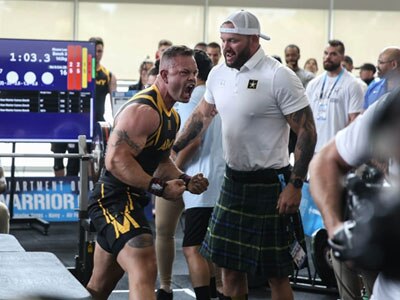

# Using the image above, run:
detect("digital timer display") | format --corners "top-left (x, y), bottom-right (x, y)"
top-left (0, 38), bottom-right (96, 142)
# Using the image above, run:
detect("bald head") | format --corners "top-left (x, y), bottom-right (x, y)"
top-left (381, 47), bottom-right (400, 63)
top-left (377, 47), bottom-right (400, 79)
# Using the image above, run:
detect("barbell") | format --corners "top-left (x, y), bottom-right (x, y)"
top-left (0, 121), bottom-right (112, 183)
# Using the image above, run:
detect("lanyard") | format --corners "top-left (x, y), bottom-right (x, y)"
top-left (319, 68), bottom-right (344, 100)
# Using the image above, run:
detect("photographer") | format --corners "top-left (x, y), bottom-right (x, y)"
top-left (309, 86), bottom-right (400, 299)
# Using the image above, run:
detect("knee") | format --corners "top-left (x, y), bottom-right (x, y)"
top-left (87, 281), bottom-right (115, 300)
top-left (182, 245), bottom-right (198, 259)
top-left (268, 276), bottom-right (290, 288)
top-left (223, 269), bottom-right (246, 287)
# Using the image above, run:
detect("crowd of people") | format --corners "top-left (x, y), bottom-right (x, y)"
top-left (2, 8), bottom-right (400, 300)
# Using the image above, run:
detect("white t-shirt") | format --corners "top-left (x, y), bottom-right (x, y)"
top-left (175, 85), bottom-right (224, 209)
top-left (204, 47), bottom-right (309, 171)
top-left (356, 76), bottom-right (368, 95)
top-left (370, 274), bottom-right (400, 300)
top-left (335, 94), bottom-right (400, 298)
top-left (306, 69), bottom-right (364, 152)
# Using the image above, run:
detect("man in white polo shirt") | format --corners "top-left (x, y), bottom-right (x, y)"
top-left (173, 10), bottom-right (317, 300)
top-left (306, 40), bottom-right (364, 153)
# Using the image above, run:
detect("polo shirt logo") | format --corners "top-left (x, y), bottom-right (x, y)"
top-left (247, 79), bottom-right (258, 89)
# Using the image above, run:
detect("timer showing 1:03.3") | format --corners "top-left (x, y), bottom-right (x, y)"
top-left (9, 52), bottom-right (51, 63)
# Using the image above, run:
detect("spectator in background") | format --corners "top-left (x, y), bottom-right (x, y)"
top-left (304, 57), bottom-right (319, 74)
top-left (284, 44), bottom-right (315, 88)
top-left (129, 59), bottom-right (154, 91)
top-left (0, 159), bottom-right (9, 234)
top-left (146, 66), bottom-right (159, 88)
top-left (357, 63), bottom-right (376, 86)
top-left (194, 42), bottom-right (207, 51)
top-left (89, 37), bottom-right (117, 122)
top-left (306, 40), bottom-right (364, 154)
top-left (206, 42), bottom-right (222, 66)
top-left (364, 47), bottom-right (400, 109)
top-left (156, 39), bottom-right (173, 60)
top-left (342, 55), bottom-right (354, 73)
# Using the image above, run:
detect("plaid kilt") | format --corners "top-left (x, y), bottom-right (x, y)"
top-left (199, 169), bottom-right (306, 277)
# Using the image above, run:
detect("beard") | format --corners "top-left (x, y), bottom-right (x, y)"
top-left (323, 60), bottom-right (341, 72)
top-left (224, 39), bottom-right (252, 69)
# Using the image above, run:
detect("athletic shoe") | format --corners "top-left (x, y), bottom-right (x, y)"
top-left (156, 289), bottom-right (173, 300)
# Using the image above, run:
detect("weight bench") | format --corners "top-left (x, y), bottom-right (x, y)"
top-left (0, 251), bottom-right (91, 299)
top-left (0, 233), bottom-right (25, 252)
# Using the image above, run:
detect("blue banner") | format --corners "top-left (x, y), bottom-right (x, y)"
top-left (0, 176), bottom-right (86, 222)
top-left (0, 176), bottom-right (154, 222)
top-left (299, 182), bottom-right (325, 236)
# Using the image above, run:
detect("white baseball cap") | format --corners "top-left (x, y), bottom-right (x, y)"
top-left (220, 10), bottom-right (270, 41)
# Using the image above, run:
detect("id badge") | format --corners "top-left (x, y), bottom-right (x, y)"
top-left (316, 99), bottom-right (328, 121)
top-left (290, 240), bottom-right (307, 269)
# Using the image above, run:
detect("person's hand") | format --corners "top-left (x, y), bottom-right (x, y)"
top-left (276, 184), bottom-right (301, 214)
top-left (163, 179), bottom-right (186, 200)
top-left (187, 173), bottom-right (209, 194)
top-left (328, 220), bottom-right (356, 263)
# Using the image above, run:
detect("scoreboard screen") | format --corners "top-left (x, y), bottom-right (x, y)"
top-left (0, 38), bottom-right (96, 142)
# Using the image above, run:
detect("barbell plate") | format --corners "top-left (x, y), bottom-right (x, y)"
top-left (311, 228), bottom-right (337, 287)
top-left (92, 121), bottom-right (112, 182)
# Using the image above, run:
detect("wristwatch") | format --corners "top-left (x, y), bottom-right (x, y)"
top-left (289, 178), bottom-right (304, 189)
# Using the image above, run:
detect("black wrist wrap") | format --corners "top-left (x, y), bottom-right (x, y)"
top-left (148, 177), bottom-right (166, 196)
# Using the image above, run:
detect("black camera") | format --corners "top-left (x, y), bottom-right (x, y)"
top-left (328, 166), bottom-right (400, 279)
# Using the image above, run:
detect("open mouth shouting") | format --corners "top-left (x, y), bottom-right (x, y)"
top-left (224, 51), bottom-right (236, 65)
top-left (182, 83), bottom-right (195, 100)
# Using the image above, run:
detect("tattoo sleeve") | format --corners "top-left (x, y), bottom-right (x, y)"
top-left (173, 111), bottom-right (204, 153)
top-left (286, 106), bottom-right (317, 179)
top-left (111, 129), bottom-right (142, 154)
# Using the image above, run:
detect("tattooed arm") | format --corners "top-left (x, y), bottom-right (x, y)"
top-left (173, 98), bottom-right (216, 154)
top-left (276, 106), bottom-right (317, 214)
top-left (105, 103), bottom-right (161, 190)
top-left (285, 106), bottom-right (317, 180)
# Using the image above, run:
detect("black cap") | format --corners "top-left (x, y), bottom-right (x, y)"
top-left (356, 63), bottom-right (376, 74)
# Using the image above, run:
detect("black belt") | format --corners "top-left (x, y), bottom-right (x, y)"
top-left (225, 165), bottom-right (291, 184)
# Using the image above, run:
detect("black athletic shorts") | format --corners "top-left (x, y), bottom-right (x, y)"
top-left (182, 207), bottom-right (213, 247)
top-left (88, 181), bottom-right (153, 257)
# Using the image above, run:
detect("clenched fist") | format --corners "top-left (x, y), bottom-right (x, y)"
top-left (187, 173), bottom-right (209, 194)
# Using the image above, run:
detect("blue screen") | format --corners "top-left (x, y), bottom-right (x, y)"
top-left (0, 38), bottom-right (95, 142)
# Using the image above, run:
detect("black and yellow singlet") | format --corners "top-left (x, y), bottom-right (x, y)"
top-left (112, 84), bottom-right (181, 177)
